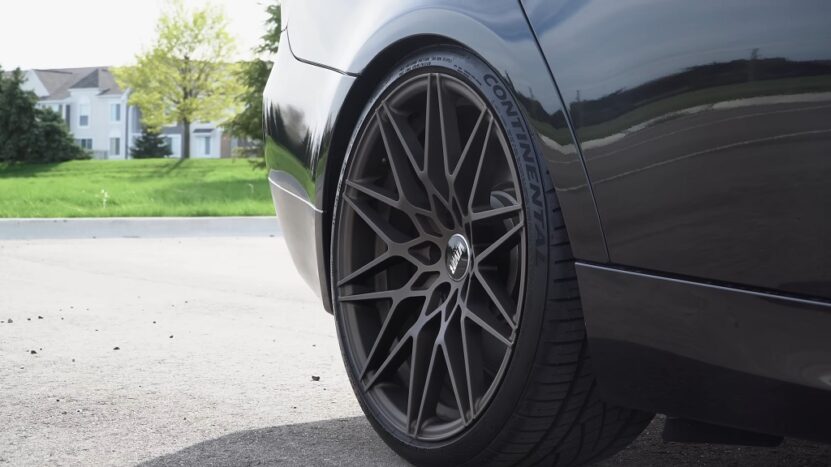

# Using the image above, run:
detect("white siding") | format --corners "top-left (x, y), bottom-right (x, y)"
top-left (22, 68), bottom-right (230, 160)
top-left (21, 71), bottom-right (49, 98)
top-left (189, 123), bottom-right (223, 159)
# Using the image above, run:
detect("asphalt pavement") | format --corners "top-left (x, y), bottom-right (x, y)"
top-left (0, 219), bottom-right (828, 466)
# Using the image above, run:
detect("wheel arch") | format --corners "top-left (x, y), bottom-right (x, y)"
top-left (292, 1), bottom-right (609, 310)
top-left (319, 35), bottom-right (466, 312)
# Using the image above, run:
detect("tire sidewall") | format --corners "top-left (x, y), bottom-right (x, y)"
top-left (331, 46), bottom-right (551, 465)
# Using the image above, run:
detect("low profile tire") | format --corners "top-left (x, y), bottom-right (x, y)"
top-left (331, 47), bottom-right (652, 466)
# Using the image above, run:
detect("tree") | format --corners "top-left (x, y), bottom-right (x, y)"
top-left (131, 128), bottom-right (173, 159)
top-left (0, 67), bottom-right (87, 163)
top-left (115, 0), bottom-right (241, 158)
top-left (224, 2), bottom-right (281, 155)
top-left (30, 107), bottom-right (89, 162)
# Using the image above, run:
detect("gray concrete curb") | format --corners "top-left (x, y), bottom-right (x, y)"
top-left (0, 217), bottom-right (282, 240)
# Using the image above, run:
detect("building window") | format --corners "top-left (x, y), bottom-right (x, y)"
top-left (110, 103), bottom-right (121, 123)
top-left (77, 139), bottom-right (93, 150)
top-left (110, 137), bottom-right (121, 156)
top-left (132, 107), bottom-right (141, 132)
top-left (79, 103), bottom-right (90, 127)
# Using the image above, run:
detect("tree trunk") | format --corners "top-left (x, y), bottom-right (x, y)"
top-left (182, 119), bottom-right (191, 159)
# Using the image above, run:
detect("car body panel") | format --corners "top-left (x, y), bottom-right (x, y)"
top-left (523, 0), bottom-right (831, 299)
top-left (265, 0), bottom-right (609, 305)
top-left (577, 262), bottom-right (831, 442)
top-left (264, 32), bottom-right (355, 301)
top-left (264, 0), bottom-right (831, 443)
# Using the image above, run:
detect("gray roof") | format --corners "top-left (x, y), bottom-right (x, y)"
top-left (162, 125), bottom-right (184, 135)
top-left (30, 67), bottom-right (124, 100)
top-left (71, 69), bottom-right (100, 89)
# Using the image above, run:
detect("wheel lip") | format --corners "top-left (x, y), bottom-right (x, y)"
top-left (331, 62), bottom-right (532, 446)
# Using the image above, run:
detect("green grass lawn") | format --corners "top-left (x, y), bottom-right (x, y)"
top-left (0, 159), bottom-right (274, 218)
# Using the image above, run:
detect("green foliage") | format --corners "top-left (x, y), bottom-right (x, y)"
top-left (131, 127), bottom-right (173, 159)
top-left (256, 3), bottom-right (282, 57)
top-left (224, 59), bottom-right (272, 146)
top-left (114, 0), bottom-right (242, 158)
top-left (224, 3), bottom-right (282, 150)
top-left (0, 67), bottom-right (86, 163)
top-left (0, 159), bottom-right (271, 218)
top-left (31, 107), bottom-right (90, 162)
top-left (0, 68), bottom-right (36, 161)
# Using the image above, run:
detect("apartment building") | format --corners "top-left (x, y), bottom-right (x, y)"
top-left (21, 67), bottom-right (234, 159)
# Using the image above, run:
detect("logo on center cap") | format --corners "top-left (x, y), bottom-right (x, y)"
top-left (446, 234), bottom-right (471, 281)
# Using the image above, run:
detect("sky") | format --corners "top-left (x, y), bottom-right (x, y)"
top-left (0, 0), bottom-right (272, 70)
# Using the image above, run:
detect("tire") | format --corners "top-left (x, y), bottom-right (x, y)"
top-left (331, 47), bottom-right (653, 466)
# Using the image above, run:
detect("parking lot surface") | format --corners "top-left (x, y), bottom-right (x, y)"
top-left (1, 220), bottom-right (828, 466)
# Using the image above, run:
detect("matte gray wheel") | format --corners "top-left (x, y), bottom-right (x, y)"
top-left (334, 70), bottom-right (525, 441)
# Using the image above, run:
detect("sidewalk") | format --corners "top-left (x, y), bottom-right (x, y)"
top-left (0, 217), bottom-right (282, 240)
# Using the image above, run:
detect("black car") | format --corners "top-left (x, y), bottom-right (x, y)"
top-left (263, 1), bottom-right (831, 464)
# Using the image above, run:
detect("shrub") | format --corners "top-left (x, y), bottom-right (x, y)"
top-left (131, 128), bottom-right (173, 159)
top-left (0, 67), bottom-right (87, 163)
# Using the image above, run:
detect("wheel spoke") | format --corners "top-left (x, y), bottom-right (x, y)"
top-left (377, 106), bottom-right (431, 209)
top-left (360, 298), bottom-right (414, 380)
top-left (435, 74), bottom-right (462, 183)
top-left (415, 342), bottom-right (443, 434)
top-left (452, 109), bottom-right (488, 178)
top-left (460, 317), bottom-right (480, 416)
top-left (443, 348), bottom-right (469, 424)
top-left (443, 308), bottom-right (472, 423)
top-left (339, 289), bottom-right (399, 303)
top-left (380, 104), bottom-right (425, 178)
top-left (345, 178), bottom-right (399, 210)
top-left (467, 119), bottom-right (494, 213)
top-left (364, 333), bottom-right (412, 390)
top-left (407, 319), bottom-right (439, 433)
top-left (343, 195), bottom-right (412, 245)
top-left (337, 251), bottom-right (392, 288)
top-left (474, 269), bottom-right (518, 330)
top-left (475, 221), bottom-right (524, 263)
top-left (346, 177), bottom-right (436, 234)
top-left (423, 75), bottom-right (452, 206)
top-left (471, 203), bottom-right (522, 223)
top-left (464, 301), bottom-right (513, 346)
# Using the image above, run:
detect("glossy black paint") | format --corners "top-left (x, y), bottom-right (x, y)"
top-left (577, 263), bottom-right (831, 442)
top-left (523, 0), bottom-right (831, 299)
top-left (264, 29), bottom-right (355, 303)
top-left (265, 0), bottom-right (831, 444)
top-left (266, 0), bottom-right (607, 306)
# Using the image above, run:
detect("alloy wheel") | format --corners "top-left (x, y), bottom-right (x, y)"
top-left (335, 71), bottom-right (526, 441)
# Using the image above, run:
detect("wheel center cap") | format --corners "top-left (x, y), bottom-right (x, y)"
top-left (446, 234), bottom-right (471, 282)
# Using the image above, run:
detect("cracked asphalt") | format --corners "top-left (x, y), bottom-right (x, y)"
top-left (0, 219), bottom-right (828, 466)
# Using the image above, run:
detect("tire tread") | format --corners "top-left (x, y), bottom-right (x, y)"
top-left (467, 161), bottom-right (651, 467)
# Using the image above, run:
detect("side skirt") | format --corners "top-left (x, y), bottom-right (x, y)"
top-left (576, 263), bottom-right (831, 443)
